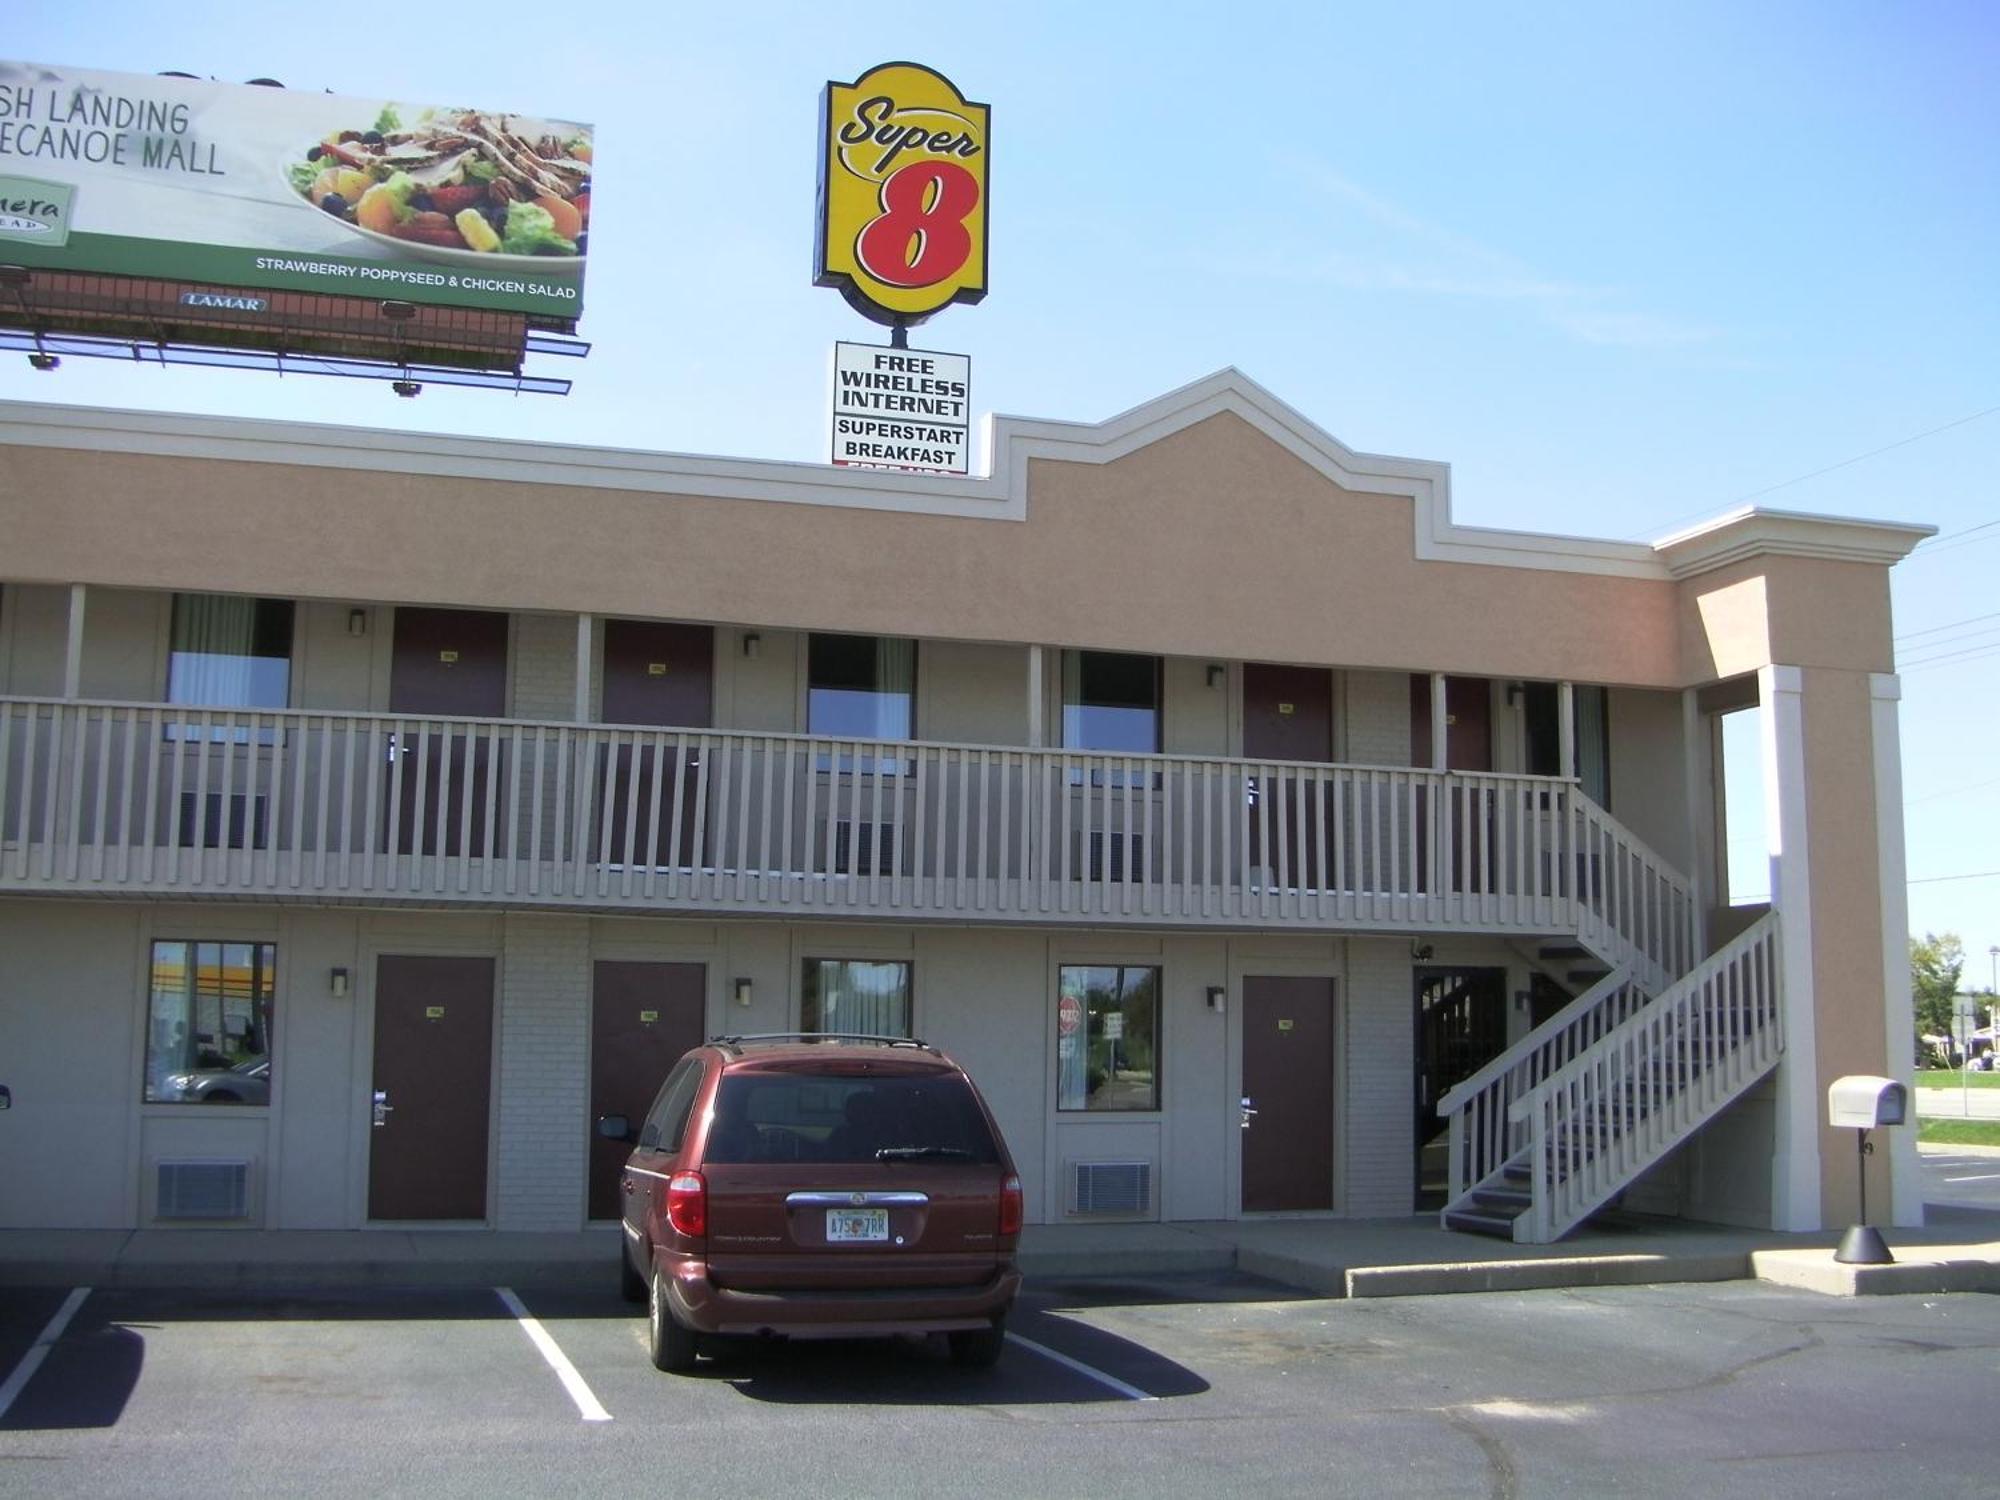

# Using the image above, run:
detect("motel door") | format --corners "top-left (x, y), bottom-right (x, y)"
top-left (386, 607), bottom-right (510, 857)
top-left (1409, 676), bottom-right (1493, 892)
top-left (588, 961), bottom-right (706, 1219)
top-left (1413, 966), bottom-right (1508, 1208)
top-left (1241, 976), bottom-right (1336, 1212)
top-left (368, 956), bottom-right (495, 1221)
top-left (1243, 664), bottom-right (1334, 889)
top-left (597, 620), bottom-right (713, 868)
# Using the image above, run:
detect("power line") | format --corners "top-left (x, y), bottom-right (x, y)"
top-left (1626, 403), bottom-right (2000, 540)
top-left (1907, 772), bottom-right (2000, 807)
top-left (1910, 868), bottom-right (2000, 886)
top-left (1897, 608), bottom-right (2000, 644)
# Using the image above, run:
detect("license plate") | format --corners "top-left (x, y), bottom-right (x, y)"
top-left (826, 1207), bottom-right (889, 1243)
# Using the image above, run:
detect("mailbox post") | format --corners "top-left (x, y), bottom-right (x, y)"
top-left (1827, 1075), bottom-right (1906, 1265)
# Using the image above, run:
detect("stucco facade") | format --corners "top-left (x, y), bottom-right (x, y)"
top-left (0, 371), bottom-right (1928, 1239)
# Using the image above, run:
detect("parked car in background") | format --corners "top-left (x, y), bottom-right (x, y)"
top-left (165, 1057), bottom-right (271, 1104)
top-left (601, 1033), bottom-right (1022, 1373)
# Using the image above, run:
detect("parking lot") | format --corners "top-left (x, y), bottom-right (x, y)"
top-left (3, 1269), bottom-right (1999, 1499)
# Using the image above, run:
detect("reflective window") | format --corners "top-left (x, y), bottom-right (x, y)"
top-left (145, 940), bottom-right (275, 1105)
top-left (808, 634), bottom-right (915, 741)
top-left (802, 959), bottom-right (913, 1038)
top-left (1062, 650), bottom-right (1161, 754)
top-left (1056, 965), bottom-right (1160, 1111)
top-left (704, 1072), bottom-right (999, 1165)
top-left (639, 1057), bottom-right (703, 1152)
top-left (168, 594), bottom-right (294, 709)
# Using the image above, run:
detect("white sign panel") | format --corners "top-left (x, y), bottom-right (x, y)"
top-left (830, 340), bottom-right (971, 475)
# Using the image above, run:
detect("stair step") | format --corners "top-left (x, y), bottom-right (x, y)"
top-left (1538, 944), bottom-right (1592, 960)
top-left (1442, 1208), bottom-right (1517, 1239)
top-left (1471, 1187), bottom-right (1530, 1212)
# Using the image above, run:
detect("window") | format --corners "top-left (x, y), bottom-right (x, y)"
top-left (1056, 964), bottom-right (1160, 1111)
top-left (168, 594), bottom-right (294, 709)
top-left (145, 940), bottom-right (275, 1105)
top-left (639, 1057), bottom-right (703, 1152)
top-left (1522, 682), bottom-right (1610, 804)
top-left (703, 1071), bottom-right (1000, 1166)
top-left (1719, 706), bottom-right (1769, 906)
top-left (808, 634), bottom-right (915, 741)
top-left (1062, 650), bottom-right (1161, 753)
top-left (802, 958), bottom-right (913, 1038)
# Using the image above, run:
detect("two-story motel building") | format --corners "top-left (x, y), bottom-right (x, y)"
top-left (0, 370), bottom-right (1929, 1242)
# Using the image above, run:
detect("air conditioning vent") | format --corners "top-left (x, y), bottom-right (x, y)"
top-left (1068, 1160), bottom-right (1152, 1217)
top-left (155, 1160), bottom-right (252, 1221)
top-left (1085, 832), bottom-right (1144, 882)
top-left (829, 821), bottom-right (898, 875)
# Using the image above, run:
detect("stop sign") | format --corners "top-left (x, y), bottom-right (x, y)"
top-left (1057, 993), bottom-right (1082, 1037)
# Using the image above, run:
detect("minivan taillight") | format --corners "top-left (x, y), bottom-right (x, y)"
top-left (666, 1171), bottom-right (707, 1238)
top-left (998, 1173), bottom-right (1022, 1237)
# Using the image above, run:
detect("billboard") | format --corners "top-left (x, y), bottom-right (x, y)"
top-left (0, 61), bottom-right (591, 323)
top-left (815, 62), bottom-right (987, 327)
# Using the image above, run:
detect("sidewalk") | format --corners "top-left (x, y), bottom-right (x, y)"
top-left (5, 1202), bottom-right (1996, 1300)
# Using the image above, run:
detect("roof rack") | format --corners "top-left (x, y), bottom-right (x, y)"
top-left (709, 1031), bottom-right (934, 1052)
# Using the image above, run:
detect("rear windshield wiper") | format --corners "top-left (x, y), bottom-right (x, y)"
top-left (874, 1146), bottom-right (975, 1161)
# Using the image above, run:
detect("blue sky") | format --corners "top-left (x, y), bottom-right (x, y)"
top-left (6, 2), bottom-right (1998, 981)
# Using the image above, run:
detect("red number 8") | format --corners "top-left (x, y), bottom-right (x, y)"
top-left (855, 159), bottom-right (980, 290)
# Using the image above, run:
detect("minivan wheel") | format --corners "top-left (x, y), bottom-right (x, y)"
top-left (948, 1316), bottom-right (1006, 1370)
top-left (648, 1264), bottom-right (699, 1373)
top-left (619, 1240), bottom-right (646, 1304)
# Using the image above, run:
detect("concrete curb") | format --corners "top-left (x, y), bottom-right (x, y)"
top-left (1340, 1251), bottom-right (1752, 1299)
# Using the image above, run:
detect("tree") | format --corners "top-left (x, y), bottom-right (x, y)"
top-left (1911, 931), bottom-right (1965, 1061)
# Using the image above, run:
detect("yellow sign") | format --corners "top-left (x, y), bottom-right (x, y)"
top-left (816, 62), bottom-right (989, 327)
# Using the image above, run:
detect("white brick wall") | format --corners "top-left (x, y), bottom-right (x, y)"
top-left (1344, 937), bottom-right (1414, 1215)
top-left (512, 613), bottom-right (578, 722)
top-left (495, 913), bottom-right (591, 1230)
top-left (1343, 670), bottom-right (1412, 766)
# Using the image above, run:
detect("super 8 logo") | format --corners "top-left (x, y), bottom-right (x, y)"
top-left (815, 62), bottom-right (989, 326)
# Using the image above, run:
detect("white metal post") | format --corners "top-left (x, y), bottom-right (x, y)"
top-left (573, 614), bottom-right (593, 723)
top-left (1760, 664), bottom-right (1822, 1231)
top-left (63, 584), bottom-right (85, 700)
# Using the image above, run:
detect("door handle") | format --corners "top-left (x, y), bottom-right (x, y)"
top-left (1239, 1095), bottom-right (1257, 1131)
top-left (372, 1089), bottom-right (394, 1128)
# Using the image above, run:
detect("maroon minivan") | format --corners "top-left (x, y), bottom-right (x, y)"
top-left (602, 1034), bottom-right (1023, 1373)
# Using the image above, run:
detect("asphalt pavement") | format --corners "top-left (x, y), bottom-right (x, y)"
top-left (2, 1276), bottom-right (1997, 1498)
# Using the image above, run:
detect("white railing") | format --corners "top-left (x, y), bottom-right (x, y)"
top-left (1509, 912), bottom-right (1783, 1242)
top-left (0, 696), bottom-right (1690, 947)
top-left (1437, 963), bottom-right (1651, 1205)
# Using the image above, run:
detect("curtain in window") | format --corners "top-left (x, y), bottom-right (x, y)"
top-left (804, 959), bottom-right (912, 1037)
top-left (869, 637), bottom-right (915, 740)
top-left (169, 594), bottom-right (260, 706)
top-left (1575, 686), bottom-right (1610, 806)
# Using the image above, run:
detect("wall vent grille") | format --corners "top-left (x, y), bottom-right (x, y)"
top-left (1068, 1160), bottom-right (1152, 1216)
top-left (155, 1160), bottom-right (251, 1221)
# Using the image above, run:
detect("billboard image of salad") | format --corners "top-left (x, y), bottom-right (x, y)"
top-left (0, 60), bottom-right (594, 320)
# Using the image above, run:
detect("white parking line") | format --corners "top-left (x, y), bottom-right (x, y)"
top-left (1944, 1173), bottom-right (2000, 1183)
top-left (0, 1287), bottom-right (90, 1422)
top-left (494, 1287), bottom-right (612, 1423)
top-left (1007, 1331), bottom-right (1157, 1402)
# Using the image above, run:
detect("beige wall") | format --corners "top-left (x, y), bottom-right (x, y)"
top-left (1679, 556), bottom-right (1896, 683)
top-left (5, 417), bottom-right (1704, 686)
top-left (921, 640), bottom-right (1029, 745)
top-left (1, 583), bottom-right (68, 696)
top-left (1607, 687), bottom-right (1692, 872)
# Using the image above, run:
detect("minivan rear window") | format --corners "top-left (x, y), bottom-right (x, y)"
top-left (704, 1072), bottom-right (1000, 1166)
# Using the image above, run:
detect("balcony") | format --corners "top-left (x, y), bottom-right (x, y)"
top-left (0, 697), bottom-right (1693, 970)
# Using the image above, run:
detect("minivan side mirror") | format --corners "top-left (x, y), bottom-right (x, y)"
top-left (596, 1114), bottom-right (635, 1143)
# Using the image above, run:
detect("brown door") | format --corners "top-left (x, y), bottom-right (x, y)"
top-left (387, 608), bottom-right (510, 857)
top-left (369, 955), bottom-right (495, 1221)
top-left (1241, 976), bottom-right (1336, 1212)
top-left (598, 621), bottom-right (712, 867)
top-left (1413, 966), bottom-right (1508, 1207)
top-left (588, 960), bottom-right (706, 1219)
top-left (1244, 664), bottom-right (1334, 888)
top-left (1409, 676), bottom-right (1494, 891)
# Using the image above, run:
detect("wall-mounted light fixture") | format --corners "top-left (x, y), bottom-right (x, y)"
top-left (1410, 942), bottom-right (1435, 962)
top-left (1206, 985), bottom-right (1226, 1014)
top-left (1206, 664), bottom-right (1226, 689)
top-left (1505, 681), bottom-right (1525, 706)
top-left (742, 632), bottom-right (762, 659)
top-left (347, 607), bottom-right (368, 637)
top-left (733, 976), bottom-right (754, 1008)
top-left (330, 966), bottom-right (350, 998)
top-left (1514, 989), bottom-right (1531, 1014)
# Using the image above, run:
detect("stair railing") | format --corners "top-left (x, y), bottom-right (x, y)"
top-left (1511, 911), bottom-right (1782, 1243)
top-left (1437, 963), bottom-right (1648, 1204)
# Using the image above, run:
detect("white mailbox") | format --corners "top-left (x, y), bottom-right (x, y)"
top-left (1828, 1075), bottom-right (1906, 1129)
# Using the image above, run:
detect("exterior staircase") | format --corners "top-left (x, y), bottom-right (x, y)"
top-left (1439, 911), bottom-right (1783, 1242)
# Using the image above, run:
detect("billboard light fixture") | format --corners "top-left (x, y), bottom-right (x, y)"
top-left (0, 265), bottom-right (28, 288)
top-left (379, 300), bottom-right (418, 322)
top-left (391, 379), bottom-right (422, 398)
top-left (27, 352), bottom-right (59, 372)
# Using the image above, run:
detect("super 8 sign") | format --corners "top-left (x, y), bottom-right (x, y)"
top-left (815, 62), bottom-right (989, 326)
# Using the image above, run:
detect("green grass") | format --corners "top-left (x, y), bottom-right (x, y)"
top-left (1919, 1118), bottom-right (2000, 1147)
top-left (1913, 1069), bottom-right (2000, 1088)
